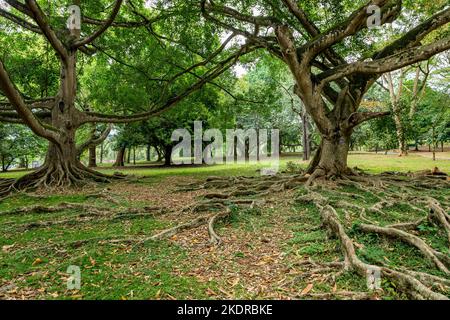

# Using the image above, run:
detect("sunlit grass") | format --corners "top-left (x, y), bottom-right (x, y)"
top-left (1, 153), bottom-right (448, 180)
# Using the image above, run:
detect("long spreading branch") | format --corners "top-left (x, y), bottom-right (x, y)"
top-left (0, 7), bottom-right (40, 33)
top-left (317, 37), bottom-right (450, 85)
top-left (81, 43), bottom-right (260, 124)
top-left (0, 60), bottom-right (59, 143)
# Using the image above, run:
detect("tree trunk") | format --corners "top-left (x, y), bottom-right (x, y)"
top-left (126, 147), bottom-right (131, 164)
top-left (133, 147), bottom-right (136, 165)
top-left (1, 155), bottom-right (6, 172)
top-left (100, 143), bottom-right (104, 164)
top-left (156, 147), bottom-right (163, 162)
top-left (88, 146), bottom-right (97, 168)
top-left (318, 135), bottom-right (351, 176)
top-left (114, 147), bottom-right (126, 167)
top-left (164, 145), bottom-right (173, 166)
top-left (302, 113), bottom-right (310, 161)
top-left (146, 144), bottom-right (151, 162)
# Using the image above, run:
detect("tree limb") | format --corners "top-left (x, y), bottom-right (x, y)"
top-left (72, 0), bottom-right (124, 48)
top-left (25, 0), bottom-right (68, 60)
top-left (0, 59), bottom-right (59, 143)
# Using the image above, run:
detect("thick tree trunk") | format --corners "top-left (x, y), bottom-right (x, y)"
top-left (114, 147), bottom-right (126, 167)
top-left (318, 135), bottom-right (351, 176)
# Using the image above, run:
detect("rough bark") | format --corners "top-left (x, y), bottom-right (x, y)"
top-left (114, 146), bottom-right (126, 167)
top-left (164, 145), bottom-right (173, 166)
top-left (88, 146), bottom-right (97, 168)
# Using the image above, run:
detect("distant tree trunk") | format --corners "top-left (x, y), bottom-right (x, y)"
top-left (432, 127), bottom-right (436, 161)
top-left (133, 147), bottom-right (136, 165)
top-left (100, 143), bottom-right (104, 164)
top-left (386, 72), bottom-right (408, 156)
top-left (18, 157), bottom-right (27, 169)
top-left (164, 145), bottom-right (173, 166)
top-left (146, 144), bottom-right (151, 162)
top-left (1, 155), bottom-right (6, 172)
top-left (126, 147), bottom-right (131, 164)
top-left (88, 146), bottom-right (97, 168)
top-left (441, 141), bottom-right (444, 152)
top-left (302, 113), bottom-right (310, 161)
top-left (114, 147), bottom-right (125, 167)
top-left (155, 147), bottom-right (163, 162)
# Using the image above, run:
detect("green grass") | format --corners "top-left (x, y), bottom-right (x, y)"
top-left (2, 153), bottom-right (449, 180)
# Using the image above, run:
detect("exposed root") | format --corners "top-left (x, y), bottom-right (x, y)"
top-left (427, 197), bottom-right (450, 244)
top-left (0, 163), bottom-right (126, 200)
top-left (359, 224), bottom-right (449, 275)
top-left (7, 207), bottom-right (166, 232)
top-left (304, 291), bottom-right (375, 300)
top-left (208, 206), bottom-right (232, 245)
top-left (0, 203), bottom-right (104, 217)
top-left (320, 204), bottom-right (448, 300)
top-left (386, 219), bottom-right (426, 231)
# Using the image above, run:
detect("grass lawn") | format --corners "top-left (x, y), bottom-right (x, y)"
top-left (0, 153), bottom-right (449, 300)
top-left (1, 153), bottom-right (449, 180)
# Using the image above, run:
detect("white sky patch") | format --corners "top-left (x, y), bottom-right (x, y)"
top-left (0, 0), bottom-right (9, 9)
top-left (233, 64), bottom-right (248, 78)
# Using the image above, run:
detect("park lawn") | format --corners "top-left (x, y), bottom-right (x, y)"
top-left (1, 153), bottom-right (449, 180)
top-left (0, 153), bottom-right (449, 300)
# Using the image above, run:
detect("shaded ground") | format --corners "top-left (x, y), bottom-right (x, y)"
top-left (0, 159), bottom-right (449, 300)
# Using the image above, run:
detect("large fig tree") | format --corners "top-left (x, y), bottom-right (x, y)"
top-left (200, 0), bottom-right (450, 183)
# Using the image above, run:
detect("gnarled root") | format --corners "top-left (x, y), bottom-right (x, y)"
top-left (320, 205), bottom-right (448, 300)
top-left (0, 163), bottom-right (125, 200)
top-left (427, 197), bottom-right (450, 244)
top-left (359, 224), bottom-right (449, 275)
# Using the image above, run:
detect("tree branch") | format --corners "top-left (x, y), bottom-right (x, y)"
top-left (0, 7), bottom-right (41, 33)
top-left (72, 0), bottom-right (124, 48)
top-left (76, 124), bottom-right (112, 157)
top-left (0, 59), bottom-right (59, 143)
top-left (25, 0), bottom-right (67, 60)
top-left (317, 37), bottom-right (450, 85)
top-left (81, 43), bottom-right (260, 124)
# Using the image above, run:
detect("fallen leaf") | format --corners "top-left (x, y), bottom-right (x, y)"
top-left (32, 258), bottom-right (43, 266)
top-left (2, 244), bottom-right (15, 253)
top-left (300, 283), bottom-right (314, 296)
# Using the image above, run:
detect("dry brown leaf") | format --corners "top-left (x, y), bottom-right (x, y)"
top-left (32, 258), bottom-right (43, 266)
top-left (300, 283), bottom-right (314, 296)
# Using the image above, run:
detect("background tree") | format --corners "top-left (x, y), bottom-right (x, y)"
top-left (0, 0), bottom-right (259, 197)
top-left (201, 0), bottom-right (450, 184)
